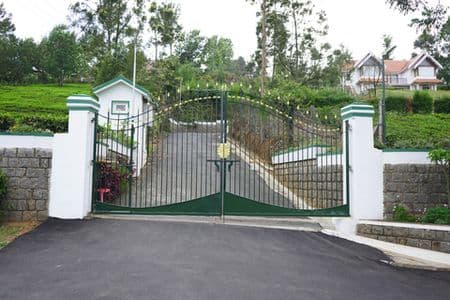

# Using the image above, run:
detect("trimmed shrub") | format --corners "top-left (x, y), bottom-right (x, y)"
top-left (385, 96), bottom-right (407, 113)
top-left (412, 91), bottom-right (433, 113)
top-left (393, 205), bottom-right (416, 222)
top-left (434, 96), bottom-right (450, 114)
top-left (421, 207), bottom-right (450, 225)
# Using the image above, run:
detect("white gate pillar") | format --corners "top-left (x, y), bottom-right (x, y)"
top-left (49, 95), bottom-right (100, 219)
top-left (333, 103), bottom-right (383, 234)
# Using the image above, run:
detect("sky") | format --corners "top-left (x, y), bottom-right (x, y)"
top-left (2, 0), bottom-right (449, 62)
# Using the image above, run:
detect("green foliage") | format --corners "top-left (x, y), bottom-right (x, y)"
top-left (385, 95), bottom-right (407, 113)
top-left (393, 205), bottom-right (417, 222)
top-left (42, 25), bottom-right (80, 86)
top-left (385, 113), bottom-right (450, 148)
top-left (421, 207), bottom-right (450, 224)
top-left (434, 96), bottom-right (450, 113)
top-left (412, 91), bottom-right (433, 113)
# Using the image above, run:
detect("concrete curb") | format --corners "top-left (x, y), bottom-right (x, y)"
top-left (322, 229), bottom-right (450, 271)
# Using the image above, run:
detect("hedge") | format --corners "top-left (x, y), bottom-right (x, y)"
top-left (412, 91), bottom-right (433, 113)
top-left (434, 96), bottom-right (450, 114)
top-left (0, 112), bottom-right (68, 133)
top-left (385, 96), bottom-right (407, 113)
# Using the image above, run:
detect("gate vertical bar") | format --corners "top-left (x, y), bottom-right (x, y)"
top-left (128, 124), bottom-right (135, 207)
top-left (91, 113), bottom-right (98, 212)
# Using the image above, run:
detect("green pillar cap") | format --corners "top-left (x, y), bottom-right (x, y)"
top-left (341, 103), bottom-right (374, 120)
top-left (67, 94), bottom-right (100, 113)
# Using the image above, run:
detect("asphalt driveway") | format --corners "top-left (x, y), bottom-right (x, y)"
top-left (0, 219), bottom-right (449, 300)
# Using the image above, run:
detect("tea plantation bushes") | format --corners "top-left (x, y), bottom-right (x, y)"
top-left (385, 113), bottom-right (450, 148)
top-left (0, 83), bottom-right (90, 133)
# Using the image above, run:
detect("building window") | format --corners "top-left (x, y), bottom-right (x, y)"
top-left (111, 100), bottom-right (130, 115)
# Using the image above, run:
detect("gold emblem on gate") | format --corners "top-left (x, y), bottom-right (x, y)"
top-left (217, 143), bottom-right (231, 159)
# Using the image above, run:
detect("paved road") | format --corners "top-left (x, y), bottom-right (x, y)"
top-left (0, 219), bottom-right (449, 300)
top-left (128, 130), bottom-right (294, 208)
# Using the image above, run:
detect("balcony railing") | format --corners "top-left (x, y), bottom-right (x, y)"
top-left (385, 77), bottom-right (408, 85)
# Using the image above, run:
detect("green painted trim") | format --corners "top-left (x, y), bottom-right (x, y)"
top-left (341, 105), bottom-right (374, 114)
top-left (93, 75), bottom-right (150, 97)
top-left (94, 192), bottom-right (350, 217)
top-left (95, 194), bottom-right (221, 215)
top-left (67, 99), bottom-right (100, 108)
top-left (341, 111), bottom-right (374, 120)
top-left (223, 193), bottom-right (350, 217)
top-left (111, 100), bottom-right (130, 116)
top-left (67, 106), bottom-right (99, 113)
top-left (383, 148), bottom-right (431, 153)
top-left (0, 131), bottom-right (54, 137)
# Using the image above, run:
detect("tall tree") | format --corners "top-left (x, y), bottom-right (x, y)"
top-left (149, 2), bottom-right (182, 59)
top-left (382, 34), bottom-right (396, 59)
top-left (176, 30), bottom-right (207, 66)
top-left (43, 25), bottom-right (80, 86)
top-left (248, 0), bottom-right (270, 97)
top-left (0, 2), bottom-right (15, 38)
top-left (202, 36), bottom-right (234, 82)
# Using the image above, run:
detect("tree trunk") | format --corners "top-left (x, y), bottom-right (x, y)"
top-left (292, 9), bottom-right (299, 77)
top-left (260, 0), bottom-right (267, 98)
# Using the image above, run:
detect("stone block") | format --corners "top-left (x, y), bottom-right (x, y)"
top-left (378, 236), bottom-right (389, 242)
top-left (22, 211), bottom-right (37, 221)
top-left (4, 148), bottom-right (17, 157)
top-left (26, 168), bottom-right (47, 178)
top-left (0, 157), bottom-right (8, 167)
top-left (397, 238), bottom-right (407, 245)
top-left (438, 242), bottom-right (450, 253)
top-left (431, 241), bottom-right (441, 251)
top-left (33, 190), bottom-right (48, 200)
top-left (392, 227), bottom-right (409, 237)
top-left (36, 200), bottom-right (47, 211)
top-left (7, 158), bottom-right (19, 168)
top-left (385, 236), bottom-right (397, 243)
top-left (35, 149), bottom-right (52, 158)
top-left (16, 200), bottom-right (27, 211)
top-left (17, 148), bottom-right (35, 158)
top-left (418, 239), bottom-right (431, 250)
top-left (7, 188), bottom-right (31, 200)
top-left (423, 230), bottom-right (436, 240)
top-left (26, 200), bottom-right (36, 210)
top-left (357, 224), bottom-right (371, 235)
top-left (40, 158), bottom-right (50, 168)
top-left (406, 238), bottom-right (419, 247)
top-left (37, 210), bottom-right (48, 221)
top-left (383, 227), bottom-right (393, 236)
top-left (371, 225), bottom-right (384, 235)
top-left (403, 193), bottom-right (418, 203)
top-left (18, 158), bottom-right (40, 168)
top-left (408, 229), bottom-right (424, 239)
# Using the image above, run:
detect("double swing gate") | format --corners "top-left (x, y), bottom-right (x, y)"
top-left (92, 90), bottom-right (349, 217)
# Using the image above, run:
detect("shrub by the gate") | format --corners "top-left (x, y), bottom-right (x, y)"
top-left (97, 162), bottom-right (130, 202)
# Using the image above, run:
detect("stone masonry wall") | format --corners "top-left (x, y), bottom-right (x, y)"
top-left (273, 159), bottom-right (343, 208)
top-left (0, 148), bottom-right (52, 221)
top-left (357, 223), bottom-right (450, 254)
top-left (384, 164), bottom-right (447, 220)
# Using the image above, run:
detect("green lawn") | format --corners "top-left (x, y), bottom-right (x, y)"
top-left (0, 83), bottom-right (92, 117)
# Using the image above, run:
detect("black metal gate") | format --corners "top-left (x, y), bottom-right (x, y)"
top-left (92, 91), bottom-right (349, 216)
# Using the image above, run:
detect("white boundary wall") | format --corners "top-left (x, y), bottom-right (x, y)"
top-left (383, 150), bottom-right (431, 164)
top-left (0, 133), bottom-right (53, 149)
top-left (48, 95), bottom-right (99, 219)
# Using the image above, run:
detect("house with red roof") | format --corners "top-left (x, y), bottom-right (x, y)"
top-left (342, 52), bottom-right (443, 94)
